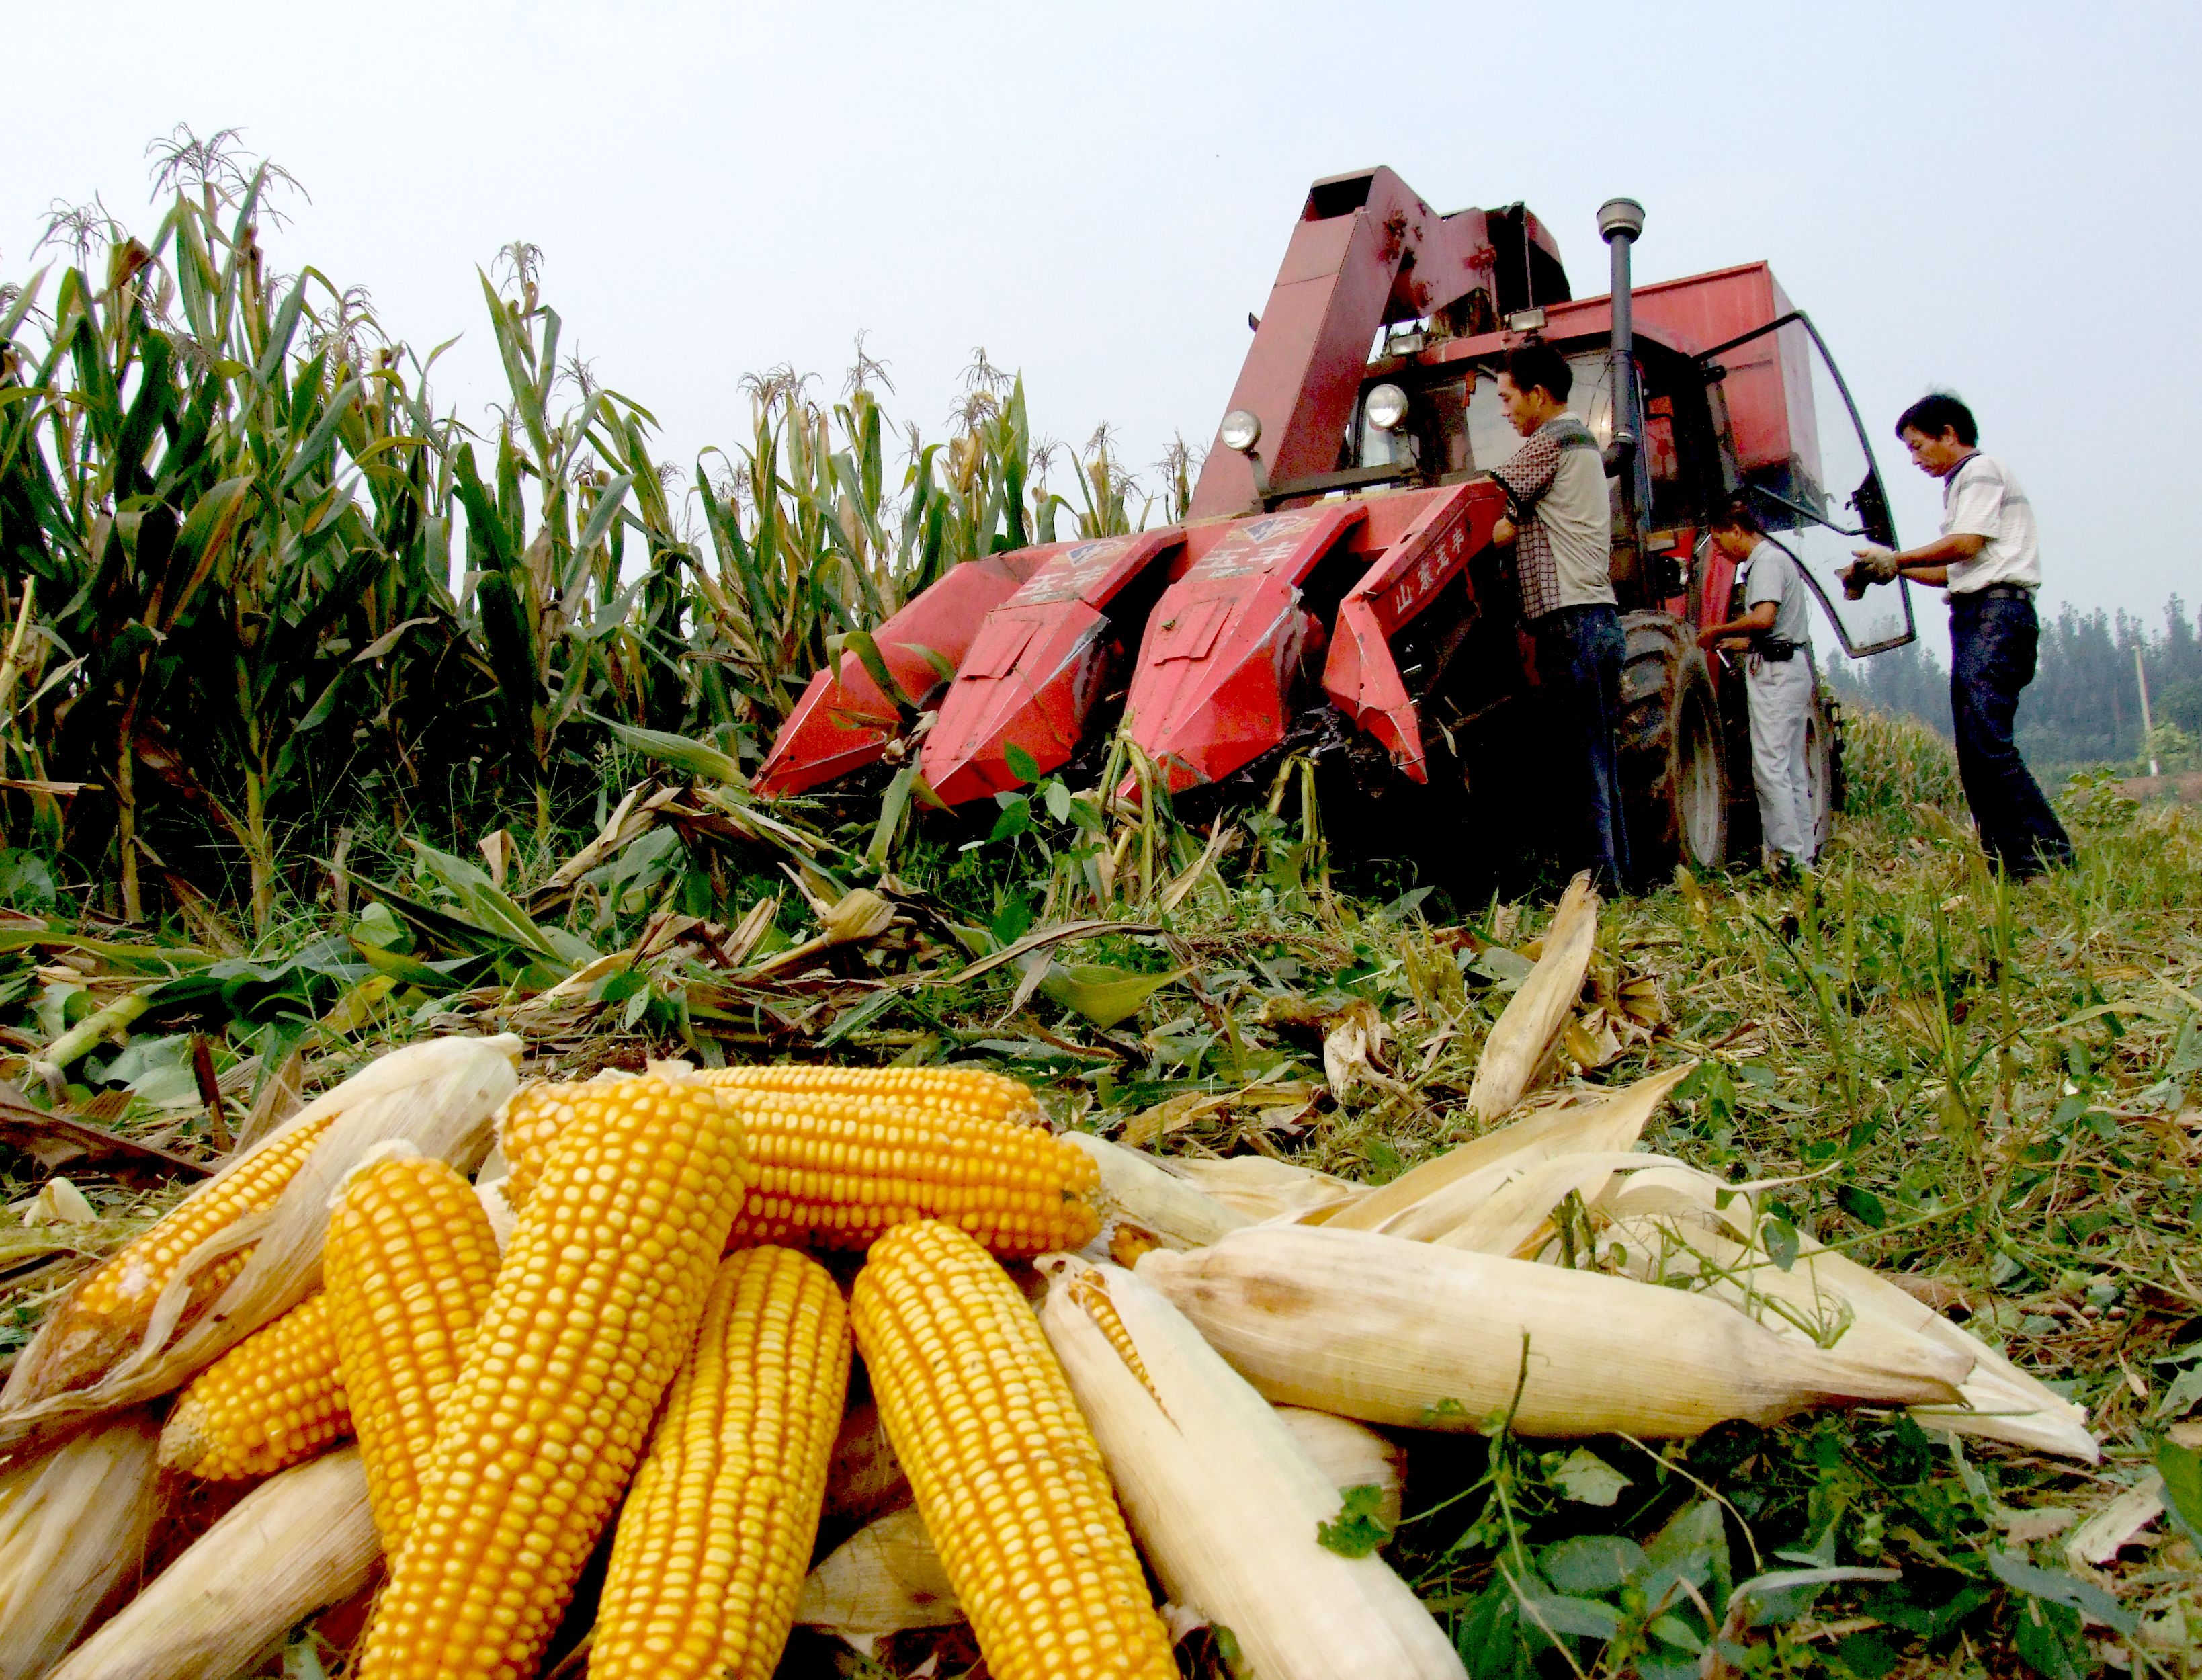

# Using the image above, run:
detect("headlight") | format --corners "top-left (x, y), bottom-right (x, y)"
top-left (1363, 383), bottom-right (1409, 432)
top-left (1219, 409), bottom-right (1261, 454)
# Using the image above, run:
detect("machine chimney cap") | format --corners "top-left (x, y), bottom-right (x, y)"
top-left (1598, 198), bottom-right (1646, 242)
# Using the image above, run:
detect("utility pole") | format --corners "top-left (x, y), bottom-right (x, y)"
top-left (2136, 646), bottom-right (2160, 777)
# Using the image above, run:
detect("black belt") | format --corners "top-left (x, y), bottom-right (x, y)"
top-left (1750, 635), bottom-right (1801, 661)
top-left (1955, 584), bottom-right (2035, 603)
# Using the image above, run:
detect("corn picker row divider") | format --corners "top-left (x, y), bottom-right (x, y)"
top-left (755, 163), bottom-right (1916, 880)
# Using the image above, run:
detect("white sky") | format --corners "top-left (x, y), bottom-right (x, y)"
top-left (6, 0), bottom-right (2197, 649)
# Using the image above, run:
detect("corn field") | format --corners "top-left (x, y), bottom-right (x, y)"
top-left (0, 132), bottom-right (1159, 939)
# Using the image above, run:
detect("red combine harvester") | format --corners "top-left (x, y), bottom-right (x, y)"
top-left (755, 167), bottom-right (1916, 880)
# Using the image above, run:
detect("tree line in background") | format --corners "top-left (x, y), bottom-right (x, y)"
top-left (0, 130), bottom-right (1168, 935)
top-left (1828, 595), bottom-right (2202, 779)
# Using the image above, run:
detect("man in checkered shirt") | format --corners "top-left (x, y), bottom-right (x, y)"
top-left (1490, 343), bottom-right (1631, 894)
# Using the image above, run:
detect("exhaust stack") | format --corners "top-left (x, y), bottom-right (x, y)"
top-left (1598, 196), bottom-right (1646, 517)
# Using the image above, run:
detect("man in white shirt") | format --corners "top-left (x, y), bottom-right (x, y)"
top-left (1845, 394), bottom-right (2073, 878)
top-left (1696, 502), bottom-right (1817, 874)
top-left (1488, 343), bottom-right (1630, 894)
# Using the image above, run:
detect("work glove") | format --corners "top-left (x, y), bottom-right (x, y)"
top-left (1844, 546), bottom-right (1900, 598)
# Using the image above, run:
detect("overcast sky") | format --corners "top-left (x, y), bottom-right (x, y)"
top-left (6, 0), bottom-right (2197, 648)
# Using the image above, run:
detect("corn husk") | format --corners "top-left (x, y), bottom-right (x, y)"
top-left (1427, 1150), bottom-right (1689, 1258)
top-left (1041, 1259), bottom-right (1465, 1679)
top-left (1066, 1133), bottom-right (1249, 1258)
top-left (1596, 1216), bottom-right (1972, 1397)
top-left (822, 1396), bottom-right (908, 1525)
top-left (1138, 1224), bottom-right (1966, 1439)
top-left (1462, 872), bottom-right (1597, 1124)
top-left (795, 1507), bottom-right (961, 1641)
top-left (1587, 1168), bottom-right (2094, 1461)
top-left (1328, 1066), bottom-right (1687, 1238)
top-left (0, 1411), bottom-right (161, 1678)
top-left (0, 1036), bottom-right (518, 1459)
top-left (1274, 1407), bottom-right (1406, 1534)
top-left (1167, 1155), bottom-right (1365, 1224)
top-left (46, 1445), bottom-right (377, 1680)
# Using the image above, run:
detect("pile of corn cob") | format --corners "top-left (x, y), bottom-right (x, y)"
top-left (0, 1026), bottom-right (2092, 1680)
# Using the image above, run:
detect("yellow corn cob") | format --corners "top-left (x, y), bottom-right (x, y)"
top-left (700, 1064), bottom-right (1043, 1126)
top-left (325, 1150), bottom-right (503, 1550)
top-left (9, 1115), bottom-right (338, 1404)
top-left (499, 1069), bottom-right (1096, 1258)
top-left (158, 1292), bottom-right (347, 1479)
top-left (591, 1245), bottom-right (851, 1680)
top-left (497, 1066), bottom-right (1040, 1204)
top-left (357, 1073), bottom-right (750, 1680)
top-left (850, 1221), bottom-right (1175, 1680)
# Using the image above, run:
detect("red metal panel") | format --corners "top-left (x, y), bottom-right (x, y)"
top-left (1189, 169), bottom-right (1503, 520)
top-left (918, 530), bottom-right (1185, 805)
top-left (1418, 262), bottom-right (1802, 476)
top-left (751, 550), bottom-right (1050, 798)
top-left (1322, 480), bottom-right (1507, 782)
top-left (1119, 504), bottom-right (1365, 793)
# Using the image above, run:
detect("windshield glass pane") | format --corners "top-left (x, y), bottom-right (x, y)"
top-left (1463, 352), bottom-right (1616, 474)
top-left (1722, 323), bottom-right (1914, 659)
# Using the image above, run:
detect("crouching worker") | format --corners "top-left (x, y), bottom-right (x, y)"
top-left (1696, 501), bottom-right (1818, 874)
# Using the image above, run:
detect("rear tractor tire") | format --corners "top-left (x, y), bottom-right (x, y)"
top-left (1618, 612), bottom-right (1728, 884)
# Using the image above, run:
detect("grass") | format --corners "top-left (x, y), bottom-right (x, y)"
top-left (0, 706), bottom-right (2195, 1678)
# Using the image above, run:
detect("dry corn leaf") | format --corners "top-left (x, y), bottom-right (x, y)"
top-left (1464, 871), bottom-right (1597, 1123)
top-left (796, 1507), bottom-right (961, 1642)
top-left (822, 1398), bottom-right (908, 1527)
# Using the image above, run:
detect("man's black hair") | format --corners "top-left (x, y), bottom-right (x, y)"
top-left (1711, 497), bottom-right (1763, 536)
top-left (1503, 343), bottom-right (1573, 403)
top-left (1895, 392), bottom-right (1978, 448)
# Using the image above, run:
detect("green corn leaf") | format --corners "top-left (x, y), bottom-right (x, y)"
top-left (1035, 961), bottom-right (1185, 1029)
top-left (603, 720), bottom-right (745, 784)
top-left (575, 473), bottom-right (634, 554)
top-left (278, 376), bottom-right (363, 491)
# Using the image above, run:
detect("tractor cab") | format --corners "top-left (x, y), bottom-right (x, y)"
top-left (1314, 267), bottom-right (1916, 669)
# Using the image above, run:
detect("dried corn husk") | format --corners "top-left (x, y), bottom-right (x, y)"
top-left (1167, 1155), bottom-right (1365, 1224)
top-left (46, 1445), bottom-right (377, 1680)
top-left (823, 1396), bottom-right (908, 1525)
top-left (1066, 1134), bottom-right (1249, 1258)
top-left (796, 1507), bottom-right (960, 1641)
top-left (1330, 1066), bottom-right (1687, 1238)
top-left (1138, 1224), bottom-right (1965, 1439)
top-left (1586, 1170), bottom-right (2094, 1460)
top-left (0, 1411), bottom-right (161, 1679)
top-left (1273, 1407), bottom-right (1406, 1532)
top-left (0, 1036), bottom-right (518, 1458)
top-left (1041, 1259), bottom-right (1466, 1679)
top-left (1427, 1150), bottom-right (1690, 1258)
top-left (800, 1402), bottom-right (1415, 1650)
top-left (1597, 1217), bottom-right (1972, 1395)
top-left (1593, 1161), bottom-right (1759, 1237)
top-left (1462, 872), bottom-right (1597, 1123)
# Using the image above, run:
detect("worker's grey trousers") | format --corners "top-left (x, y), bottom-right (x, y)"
top-left (1746, 656), bottom-right (1817, 866)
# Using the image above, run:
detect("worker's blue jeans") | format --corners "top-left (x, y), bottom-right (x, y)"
top-left (1534, 604), bottom-right (1633, 895)
top-left (1949, 592), bottom-right (2074, 878)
